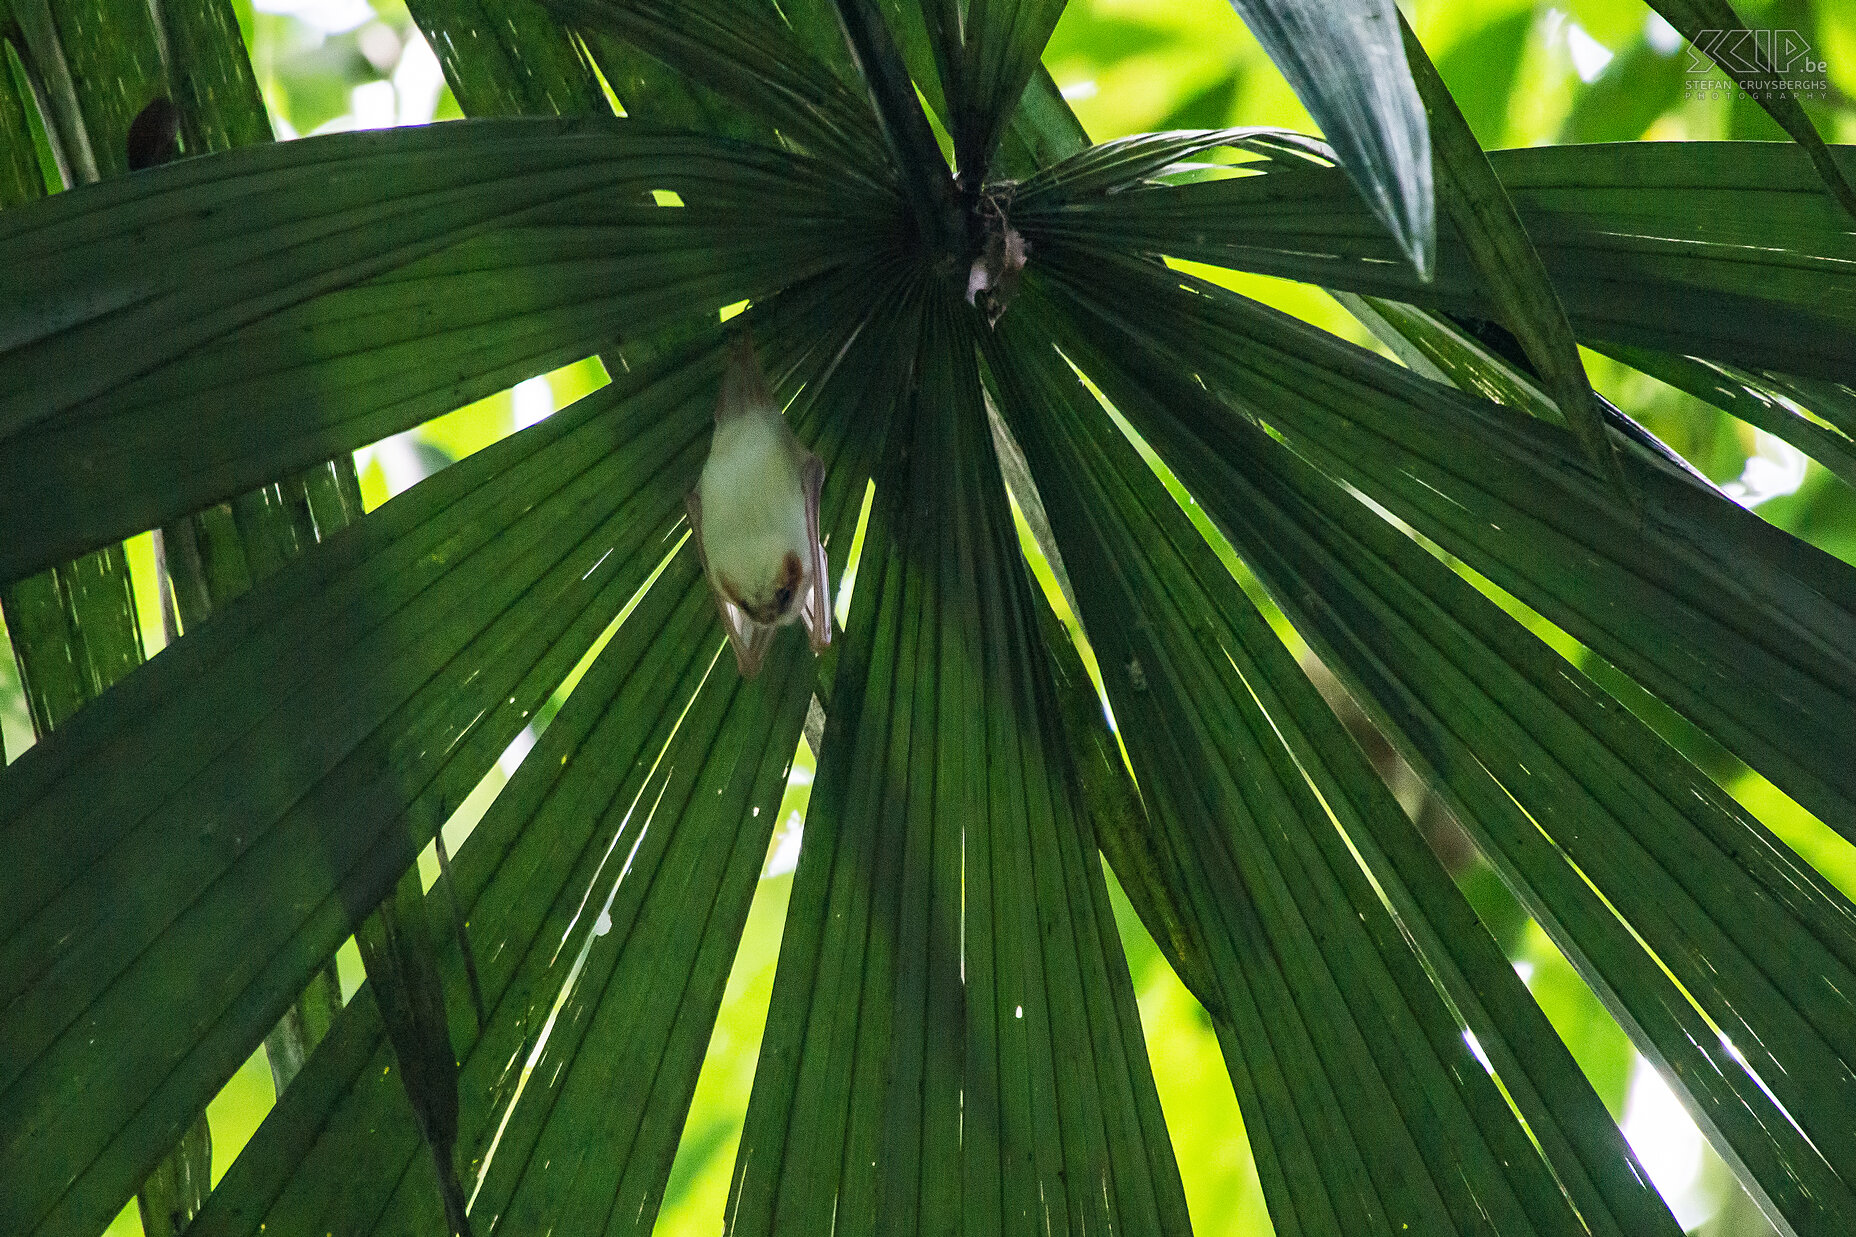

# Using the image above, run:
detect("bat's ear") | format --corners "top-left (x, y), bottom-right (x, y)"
top-left (716, 330), bottom-right (775, 423)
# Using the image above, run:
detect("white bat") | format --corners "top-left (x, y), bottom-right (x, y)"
top-left (685, 334), bottom-right (832, 678)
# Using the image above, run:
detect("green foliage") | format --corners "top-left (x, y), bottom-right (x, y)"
top-left (5, 3), bottom-right (1856, 1237)
top-left (1221, 0), bottom-right (1433, 275)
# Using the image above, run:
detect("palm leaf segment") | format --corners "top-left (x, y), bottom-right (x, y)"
top-left (3, 2), bottom-right (1856, 1236)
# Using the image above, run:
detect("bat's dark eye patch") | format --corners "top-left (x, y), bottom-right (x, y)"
top-left (773, 552), bottom-right (803, 617)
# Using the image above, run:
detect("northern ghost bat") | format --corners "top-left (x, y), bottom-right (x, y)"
top-left (686, 334), bottom-right (831, 678)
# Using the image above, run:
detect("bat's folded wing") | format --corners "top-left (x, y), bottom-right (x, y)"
top-left (800, 452), bottom-right (832, 654)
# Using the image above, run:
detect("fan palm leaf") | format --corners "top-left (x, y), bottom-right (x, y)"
top-left (4, 2), bottom-right (1855, 1236)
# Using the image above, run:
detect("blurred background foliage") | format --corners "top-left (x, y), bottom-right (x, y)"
top-left (4, 1), bottom-right (1855, 1233)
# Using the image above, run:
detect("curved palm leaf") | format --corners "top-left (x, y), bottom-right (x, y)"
top-left (0, 118), bottom-right (897, 585)
top-left (1016, 138), bottom-right (1856, 380)
top-left (1599, 345), bottom-right (1856, 490)
top-left (1397, 15), bottom-right (1623, 494)
top-left (1029, 262), bottom-right (1856, 1234)
top-left (7, 4), bottom-right (1856, 1237)
top-left (1030, 244), bottom-right (1856, 837)
top-left (1222, 0), bottom-right (1433, 276)
top-left (981, 304), bottom-right (1685, 1237)
top-left (727, 290), bottom-right (1190, 1236)
top-left (540, 0), bottom-right (889, 176)
top-left (3, 336), bottom-right (710, 1236)
top-left (188, 267), bottom-right (900, 1237)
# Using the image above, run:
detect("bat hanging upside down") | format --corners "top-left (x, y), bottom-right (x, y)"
top-left (686, 334), bottom-right (832, 678)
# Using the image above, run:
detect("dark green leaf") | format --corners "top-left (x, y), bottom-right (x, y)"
top-left (1400, 13), bottom-right (1628, 497)
top-left (540, 0), bottom-right (887, 177)
top-left (0, 0), bottom-right (150, 745)
top-left (1602, 345), bottom-right (1856, 491)
top-left (987, 297), bottom-right (1667, 1237)
top-left (192, 552), bottom-right (794, 1237)
top-left (1013, 124), bottom-right (1329, 204)
top-left (0, 330), bottom-right (741, 1237)
top-left (1223, 0), bottom-right (1432, 275)
top-left (935, 0), bottom-right (1067, 186)
top-left (0, 550), bottom-right (143, 733)
top-left (2, 7), bottom-right (205, 1226)
top-left (0, 25), bottom-right (47, 205)
top-left (1027, 591), bottom-right (1219, 1014)
top-left (8, 0), bottom-right (161, 182)
top-left (1043, 241), bottom-right (1856, 846)
top-left (1034, 250), bottom-right (1856, 1233)
top-left (999, 63), bottom-right (1090, 171)
top-left (194, 267), bottom-right (911, 1237)
top-left (829, 0), bottom-right (960, 249)
top-left (0, 117), bottom-right (899, 585)
top-left (136, 1116), bottom-right (212, 1237)
top-left (260, 962), bottom-right (342, 1097)
top-left (1336, 296), bottom-right (1721, 494)
top-left (143, 0), bottom-right (370, 1158)
top-left (727, 290), bottom-right (1189, 1236)
top-left (353, 867), bottom-right (475, 1236)
top-left (862, 3), bottom-right (1088, 178)
top-left (160, 0), bottom-right (276, 152)
top-left (762, 0), bottom-right (863, 91)
top-left (582, 31), bottom-right (782, 144)
top-left (406, 0), bottom-right (607, 119)
top-left (1016, 139), bottom-right (1856, 381)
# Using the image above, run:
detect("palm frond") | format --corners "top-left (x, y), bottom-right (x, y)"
top-left (1398, 14), bottom-right (1625, 496)
top-left (0, 119), bottom-right (897, 583)
top-left (1017, 138), bottom-right (1856, 380)
top-left (1602, 345), bottom-right (1856, 490)
top-left (1036, 244), bottom-right (1856, 834)
top-left (1222, 0), bottom-right (1432, 275)
top-left (3, 320), bottom-right (768, 1236)
top-left (7, 5), bottom-right (1856, 1236)
top-left (728, 289), bottom-right (1190, 1235)
top-left (1033, 254), bottom-right (1856, 1235)
top-left (188, 264), bottom-right (899, 1237)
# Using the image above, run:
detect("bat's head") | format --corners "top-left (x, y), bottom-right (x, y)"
top-left (723, 550), bottom-right (806, 626)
